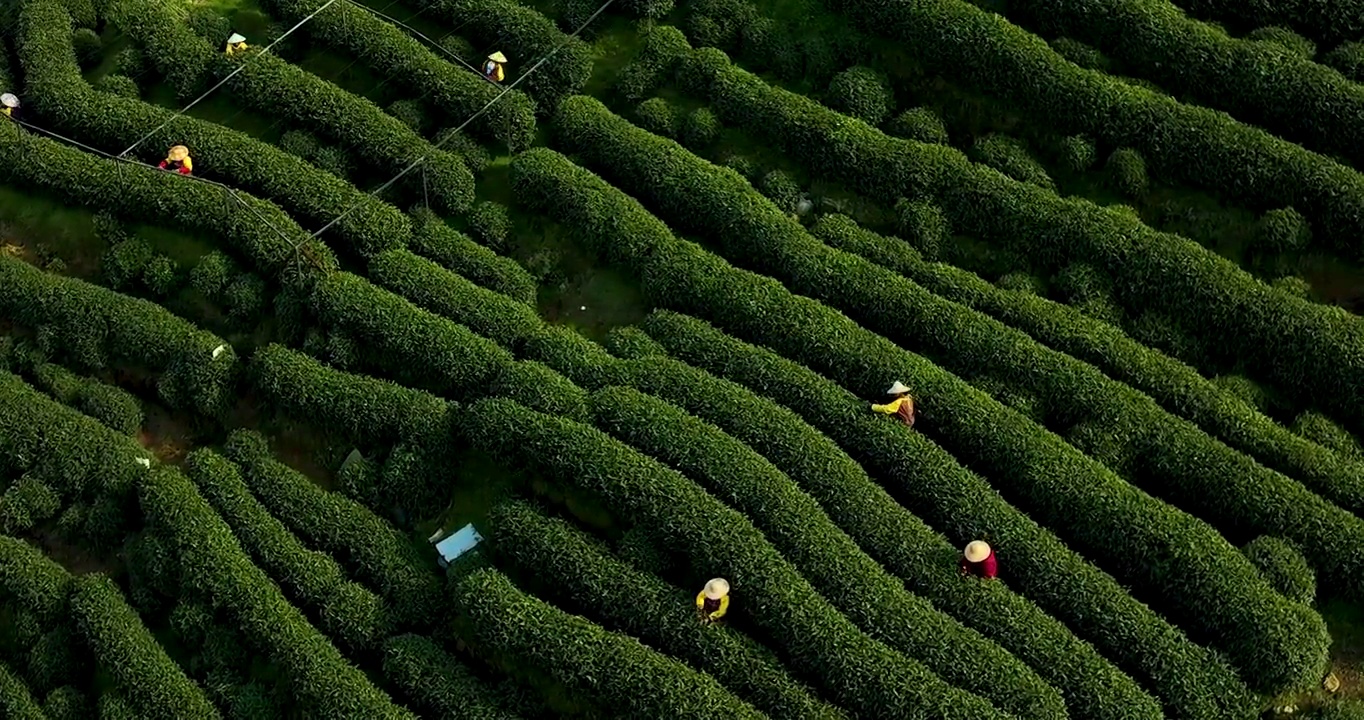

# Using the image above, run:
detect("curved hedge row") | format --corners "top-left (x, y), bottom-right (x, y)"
top-left (486, 499), bottom-right (847, 719)
top-left (548, 94), bottom-right (1330, 693)
top-left (462, 397), bottom-right (1012, 720)
top-left (1173, 0), bottom-right (1363, 47)
top-left (811, 214), bottom-right (1364, 516)
top-left (105, 0), bottom-right (215, 98)
top-left (69, 573), bottom-right (219, 720)
top-left (17, 0), bottom-right (408, 260)
top-left (222, 51), bottom-right (475, 214)
top-left (27, 362), bottom-right (143, 436)
top-left (589, 385), bottom-right (1065, 718)
top-left (259, 0), bottom-right (536, 151)
top-left (1, 476), bottom-right (60, 536)
top-left (368, 249), bottom-right (541, 349)
top-left (137, 464), bottom-right (414, 718)
top-left (184, 450), bottom-right (389, 651)
top-left (380, 635), bottom-right (517, 720)
top-left (223, 430), bottom-right (444, 630)
top-left (454, 567), bottom-right (765, 719)
top-left (409, 215), bottom-right (538, 306)
top-left (0, 536), bottom-right (71, 625)
top-left (508, 148), bottom-right (1258, 717)
top-left (678, 46), bottom-right (1364, 429)
top-left (0, 663), bottom-right (45, 720)
top-left (250, 343), bottom-right (450, 446)
top-left (1005, 0), bottom-right (1364, 170)
top-left (414, 0), bottom-right (592, 109)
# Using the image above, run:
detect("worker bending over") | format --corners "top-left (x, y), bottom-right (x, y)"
top-left (961, 541), bottom-right (998, 580)
top-left (484, 51), bottom-right (507, 83)
top-left (225, 33), bottom-right (249, 56)
top-left (696, 578), bottom-right (730, 625)
top-left (1, 93), bottom-right (19, 119)
top-left (871, 381), bottom-right (916, 427)
top-left (158, 145), bottom-right (193, 175)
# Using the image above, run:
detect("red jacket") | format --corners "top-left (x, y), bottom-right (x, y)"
top-left (961, 549), bottom-right (998, 579)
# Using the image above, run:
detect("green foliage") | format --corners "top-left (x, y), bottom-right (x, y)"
top-left (1292, 411), bottom-right (1363, 459)
top-left (464, 201), bottom-right (513, 254)
top-left (885, 107), bottom-right (949, 144)
top-left (1256, 207), bottom-right (1312, 253)
top-left (190, 251), bottom-right (236, 297)
top-left (410, 213), bottom-right (537, 304)
top-left (386, 100), bottom-right (426, 133)
top-left (1245, 26), bottom-right (1315, 58)
top-left (635, 97), bottom-right (678, 137)
top-left (94, 74), bottom-right (139, 98)
top-left (679, 107), bottom-right (721, 149)
top-left (615, 25), bottom-right (691, 103)
top-left (1242, 536), bottom-right (1316, 605)
top-left (278, 129), bottom-right (319, 158)
top-left (137, 464), bottom-right (414, 717)
top-left (1324, 42), bottom-right (1364, 81)
top-left (184, 7), bottom-right (230, 42)
top-left (1049, 37), bottom-right (1109, 70)
top-left (455, 568), bottom-right (766, 718)
top-left (105, 0), bottom-right (213, 98)
top-left (1271, 275), bottom-right (1311, 298)
top-left (825, 66), bottom-right (894, 125)
top-left (1105, 147), bottom-right (1147, 198)
top-left (894, 198), bottom-right (948, 261)
top-left (102, 238), bottom-right (153, 290)
top-left (258, 0), bottom-right (535, 150)
top-left (758, 170), bottom-right (801, 213)
top-left (43, 686), bottom-right (90, 720)
top-left (380, 634), bottom-right (515, 719)
top-left (0, 536), bottom-right (71, 624)
top-left (462, 396), bottom-right (1012, 719)
top-left (1, 477), bottom-right (62, 533)
top-left (222, 273), bottom-right (266, 320)
top-left (996, 272), bottom-right (1042, 293)
top-left (70, 573), bottom-right (219, 720)
top-left (1313, 699), bottom-right (1364, 720)
top-left (224, 430), bottom-right (445, 630)
top-left (0, 662), bottom-right (44, 720)
top-left (71, 27), bottom-right (101, 69)
top-left (972, 134), bottom-right (1054, 189)
top-left (1211, 374), bottom-right (1269, 413)
top-left (115, 47), bottom-right (145, 76)
top-left (141, 255), bottom-right (179, 297)
top-left (604, 326), bottom-right (666, 359)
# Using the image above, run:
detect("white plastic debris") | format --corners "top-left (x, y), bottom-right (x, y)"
top-left (135, 458), bottom-right (152, 468)
top-left (580, 306), bottom-right (587, 311)
top-left (211, 343), bottom-right (227, 359)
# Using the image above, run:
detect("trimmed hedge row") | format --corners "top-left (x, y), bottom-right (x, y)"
top-left (258, 0), bottom-right (536, 151)
top-left (409, 213), bottom-right (538, 306)
top-left (0, 536), bottom-right (70, 625)
top-left (250, 343), bottom-right (451, 446)
top-left (678, 46), bottom-right (1364, 428)
top-left (461, 397), bottom-right (1012, 720)
top-left (222, 51), bottom-right (475, 214)
top-left (414, 0), bottom-right (592, 109)
top-left (0, 256), bottom-right (233, 417)
top-left (1243, 536), bottom-right (1317, 605)
top-left (137, 464), bottom-right (414, 718)
top-left (810, 214), bottom-right (1364, 516)
top-left (380, 635), bottom-right (517, 720)
top-left (0, 477), bottom-right (61, 535)
top-left (184, 450), bottom-right (389, 651)
top-left (453, 567), bottom-right (766, 719)
top-left (368, 249), bottom-right (541, 349)
top-left (0, 663), bottom-right (45, 720)
top-left (1172, 0), bottom-right (1363, 47)
top-left (548, 95), bottom-right (1330, 693)
top-left (589, 385), bottom-right (1065, 718)
top-left (1005, 0), bottom-right (1364, 170)
top-left (105, 0), bottom-right (215, 99)
top-left (223, 429), bottom-right (444, 630)
top-left (486, 499), bottom-right (847, 719)
top-left (69, 573), bottom-right (219, 720)
top-left (17, 0), bottom-right (409, 260)
top-left (28, 362), bottom-right (143, 436)
top-left (508, 148), bottom-right (1259, 717)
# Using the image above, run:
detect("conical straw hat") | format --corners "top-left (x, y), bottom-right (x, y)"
top-left (964, 541), bottom-right (991, 563)
top-left (227, 33), bottom-right (246, 44)
top-left (1, 94), bottom-right (18, 108)
top-left (167, 145), bottom-right (189, 161)
top-left (703, 578), bottom-right (729, 599)
top-left (487, 51), bottom-right (507, 63)
top-left (886, 381), bottom-right (910, 395)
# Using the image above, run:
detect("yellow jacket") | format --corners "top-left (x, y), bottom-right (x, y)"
top-left (1, 107), bottom-right (9, 117)
top-left (872, 396), bottom-right (912, 415)
top-left (695, 591), bottom-right (729, 621)
top-left (226, 42), bottom-right (248, 56)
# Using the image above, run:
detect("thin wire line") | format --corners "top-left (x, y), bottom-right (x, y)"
top-left (116, 0), bottom-right (340, 159)
top-left (309, 0), bottom-right (618, 240)
top-left (348, 0), bottom-right (490, 79)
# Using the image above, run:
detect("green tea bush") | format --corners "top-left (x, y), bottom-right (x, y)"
top-left (71, 27), bottom-right (100, 68)
top-left (26, 625), bottom-right (83, 694)
top-left (223, 273), bottom-right (266, 320)
top-left (759, 170), bottom-right (802, 213)
top-left (0, 663), bottom-right (43, 720)
top-left (190, 251), bottom-right (235, 297)
top-left (386, 100), bottom-right (427, 133)
top-left (635, 97), bottom-right (678, 137)
top-left (1105, 148), bottom-right (1148, 198)
top-left (885, 107), bottom-right (949, 144)
top-left (972, 134), bottom-right (1054, 189)
top-left (464, 202), bottom-right (512, 253)
top-left (1246, 26), bottom-right (1315, 58)
top-left (1053, 262), bottom-right (1110, 305)
top-left (1324, 42), bottom-right (1364, 81)
top-left (894, 198), bottom-right (948, 260)
top-left (184, 6), bottom-right (230, 42)
top-left (379, 635), bottom-right (517, 719)
top-left (411, 212), bottom-right (536, 304)
top-left (0, 535), bottom-right (71, 623)
top-left (1313, 699), bottom-right (1364, 720)
top-left (141, 255), bottom-right (179, 297)
top-left (1272, 275), bottom-right (1312, 298)
top-left (680, 107), bottom-right (721, 149)
top-left (101, 238), bottom-right (153, 291)
top-left (487, 500), bottom-right (845, 718)
top-left (42, 686), bottom-right (88, 720)
top-left (1211, 374), bottom-right (1270, 413)
top-left (29, 362), bottom-right (143, 435)
top-left (997, 271), bottom-right (1043, 293)
top-left (1048, 37), bottom-right (1109, 70)
top-left (94, 74), bottom-right (139, 98)
top-left (614, 25), bottom-right (691, 103)
top-left (115, 47), bottom-right (145, 76)
top-left (104, 0), bottom-right (213, 97)
top-left (310, 145), bottom-right (352, 179)
top-left (1292, 411), bottom-right (1363, 459)
top-left (454, 567), bottom-right (767, 718)
top-left (1256, 207), bottom-right (1312, 253)
top-left (278, 130), bottom-right (319, 159)
top-left (1058, 135), bottom-right (1097, 172)
top-left (825, 66), bottom-right (894, 125)
top-left (1242, 536), bottom-right (1316, 604)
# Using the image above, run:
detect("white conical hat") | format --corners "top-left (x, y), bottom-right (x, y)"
top-left (227, 33), bottom-right (246, 44)
top-left (886, 381), bottom-right (910, 395)
top-left (703, 578), bottom-right (730, 599)
top-left (1, 93), bottom-right (18, 108)
top-left (487, 51), bottom-right (507, 63)
top-left (964, 540), bottom-right (991, 562)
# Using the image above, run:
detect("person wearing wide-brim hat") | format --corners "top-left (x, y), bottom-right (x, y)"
top-left (1, 93), bottom-right (19, 119)
top-left (224, 32), bottom-right (249, 56)
top-left (483, 51), bottom-right (507, 83)
top-left (960, 540), bottom-right (998, 580)
top-left (871, 380), bottom-right (916, 427)
top-left (695, 578), bottom-right (730, 624)
top-left (158, 145), bottom-right (193, 175)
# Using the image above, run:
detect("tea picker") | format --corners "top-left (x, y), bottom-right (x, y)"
top-left (483, 51), bottom-right (507, 83)
top-left (871, 380), bottom-right (916, 427)
top-left (960, 540), bottom-right (998, 580)
top-left (695, 578), bottom-right (730, 624)
top-left (1, 93), bottom-right (19, 119)
top-left (224, 32), bottom-right (249, 56)
top-left (158, 145), bottom-right (194, 175)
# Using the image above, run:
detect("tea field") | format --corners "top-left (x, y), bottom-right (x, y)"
top-left (2, 0), bottom-right (1364, 716)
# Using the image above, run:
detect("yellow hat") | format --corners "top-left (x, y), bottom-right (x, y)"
top-left (964, 541), bottom-right (991, 563)
top-left (487, 51), bottom-right (507, 63)
top-left (167, 145), bottom-right (189, 161)
top-left (703, 578), bottom-right (729, 599)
